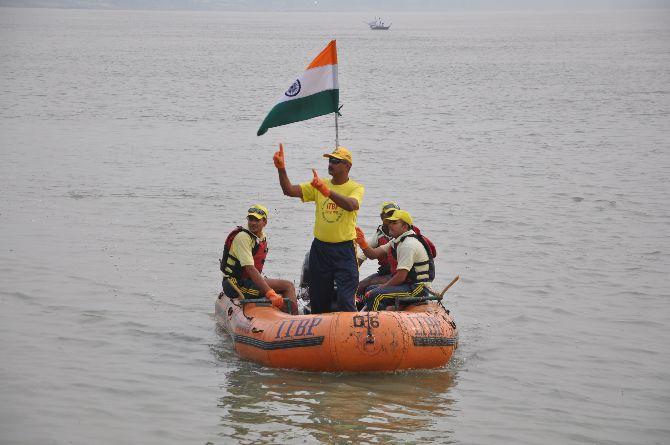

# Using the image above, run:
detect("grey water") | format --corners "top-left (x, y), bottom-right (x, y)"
top-left (1, 7), bottom-right (669, 445)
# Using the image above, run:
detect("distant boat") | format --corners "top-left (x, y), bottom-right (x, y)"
top-left (367, 17), bottom-right (391, 30)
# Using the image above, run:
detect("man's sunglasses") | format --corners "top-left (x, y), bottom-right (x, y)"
top-left (247, 207), bottom-right (267, 218)
top-left (328, 158), bottom-right (345, 164)
top-left (380, 204), bottom-right (400, 215)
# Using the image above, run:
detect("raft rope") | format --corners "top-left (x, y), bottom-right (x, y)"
top-left (224, 277), bottom-right (254, 321)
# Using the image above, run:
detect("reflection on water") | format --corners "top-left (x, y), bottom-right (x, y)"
top-left (211, 331), bottom-right (457, 444)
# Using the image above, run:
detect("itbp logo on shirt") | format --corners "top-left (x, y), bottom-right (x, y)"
top-left (320, 200), bottom-right (343, 223)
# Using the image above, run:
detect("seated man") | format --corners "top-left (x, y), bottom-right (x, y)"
top-left (355, 209), bottom-right (435, 311)
top-left (220, 204), bottom-right (298, 314)
top-left (356, 201), bottom-right (400, 300)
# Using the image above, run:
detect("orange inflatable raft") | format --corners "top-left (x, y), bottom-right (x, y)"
top-left (214, 291), bottom-right (459, 372)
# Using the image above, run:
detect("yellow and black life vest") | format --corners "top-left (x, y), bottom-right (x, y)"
top-left (220, 226), bottom-right (268, 280)
top-left (391, 232), bottom-right (436, 283)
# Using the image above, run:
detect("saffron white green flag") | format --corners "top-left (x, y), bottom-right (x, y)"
top-left (257, 40), bottom-right (339, 136)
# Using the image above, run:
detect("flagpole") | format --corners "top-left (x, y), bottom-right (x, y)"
top-left (334, 109), bottom-right (339, 149)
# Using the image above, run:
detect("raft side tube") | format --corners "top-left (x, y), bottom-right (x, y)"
top-left (215, 295), bottom-right (458, 372)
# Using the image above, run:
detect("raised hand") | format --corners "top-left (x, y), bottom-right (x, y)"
top-left (311, 169), bottom-right (331, 197)
top-left (273, 143), bottom-right (286, 169)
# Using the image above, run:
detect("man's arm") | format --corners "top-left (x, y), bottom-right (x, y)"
top-left (230, 234), bottom-right (271, 294)
top-left (378, 241), bottom-right (414, 288)
top-left (243, 265), bottom-right (285, 310)
top-left (277, 168), bottom-right (303, 198)
top-left (356, 228), bottom-right (389, 260)
top-left (242, 265), bottom-right (272, 295)
top-left (328, 190), bottom-right (359, 211)
top-left (274, 144), bottom-right (303, 198)
top-left (310, 170), bottom-right (361, 211)
top-left (359, 244), bottom-right (387, 260)
top-left (380, 269), bottom-right (409, 287)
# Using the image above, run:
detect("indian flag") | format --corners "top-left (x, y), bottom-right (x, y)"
top-left (257, 40), bottom-right (339, 136)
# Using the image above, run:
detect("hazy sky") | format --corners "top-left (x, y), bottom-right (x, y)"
top-left (1, 0), bottom-right (668, 10)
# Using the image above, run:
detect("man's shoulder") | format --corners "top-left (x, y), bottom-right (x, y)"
top-left (404, 236), bottom-right (430, 259)
top-left (329, 178), bottom-right (363, 188)
top-left (336, 178), bottom-right (364, 198)
top-left (233, 229), bottom-right (257, 244)
top-left (398, 233), bottom-right (423, 249)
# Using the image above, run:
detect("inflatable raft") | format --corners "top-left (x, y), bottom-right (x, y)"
top-left (214, 292), bottom-right (458, 372)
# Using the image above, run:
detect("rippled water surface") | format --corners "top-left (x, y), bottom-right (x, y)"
top-left (1, 7), bottom-right (669, 445)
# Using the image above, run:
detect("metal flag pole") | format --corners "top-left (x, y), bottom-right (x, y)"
top-left (334, 104), bottom-right (342, 149)
top-left (335, 109), bottom-right (339, 149)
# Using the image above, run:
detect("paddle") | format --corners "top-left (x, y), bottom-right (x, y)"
top-left (427, 275), bottom-right (460, 299)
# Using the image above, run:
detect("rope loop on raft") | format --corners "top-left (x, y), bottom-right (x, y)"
top-left (223, 277), bottom-right (255, 321)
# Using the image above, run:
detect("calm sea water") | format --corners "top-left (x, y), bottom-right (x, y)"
top-left (1, 7), bottom-right (669, 445)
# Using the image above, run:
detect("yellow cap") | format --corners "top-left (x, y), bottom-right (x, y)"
top-left (247, 204), bottom-right (269, 220)
top-left (323, 146), bottom-right (353, 164)
top-left (386, 209), bottom-right (413, 226)
top-left (380, 201), bottom-right (400, 215)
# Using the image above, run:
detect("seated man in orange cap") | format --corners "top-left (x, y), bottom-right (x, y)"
top-left (273, 144), bottom-right (364, 314)
top-left (355, 209), bottom-right (435, 311)
top-left (220, 204), bottom-right (297, 314)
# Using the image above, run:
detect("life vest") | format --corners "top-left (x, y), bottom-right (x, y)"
top-left (375, 225), bottom-right (397, 275)
top-left (220, 226), bottom-right (268, 280)
top-left (386, 226), bottom-right (436, 275)
top-left (391, 231), bottom-right (436, 284)
top-left (410, 225), bottom-right (437, 258)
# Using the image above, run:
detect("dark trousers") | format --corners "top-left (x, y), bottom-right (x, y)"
top-left (363, 282), bottom-right (427, 311)
top-left (222, 277), bottom-right (260, 299)
top-left (308, 238), bottom-right (358, 313)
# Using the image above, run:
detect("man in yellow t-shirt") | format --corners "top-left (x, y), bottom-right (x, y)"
top-left (273, 144), bottom-right (364, 313)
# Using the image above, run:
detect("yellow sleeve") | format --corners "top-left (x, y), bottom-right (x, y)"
top-left (229, 232), bottom-right (254, 267)
top-left (349, 183), bottom-right (364, 205)
top-left (300, 182), bottom-right (316, 203)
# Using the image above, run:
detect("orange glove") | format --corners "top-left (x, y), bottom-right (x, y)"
top-left (273, 143), bottom-right (286, 169)
top-left (311, 169), bottom-right (330, 197)
top-left (265, 289), bottom-right (285, 310)
top-left (355, 226), bottom-right (369, 249)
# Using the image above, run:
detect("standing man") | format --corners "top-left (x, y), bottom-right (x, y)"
top-left (356, 209), bottom-right (435, 311)
top-left (220, 204), bottom-right (298, 314)
top-left (273, 144), bottom-right (364, 313)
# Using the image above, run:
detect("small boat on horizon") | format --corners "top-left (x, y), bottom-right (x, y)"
top-left (368, 17), bottom-right (391, 30)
